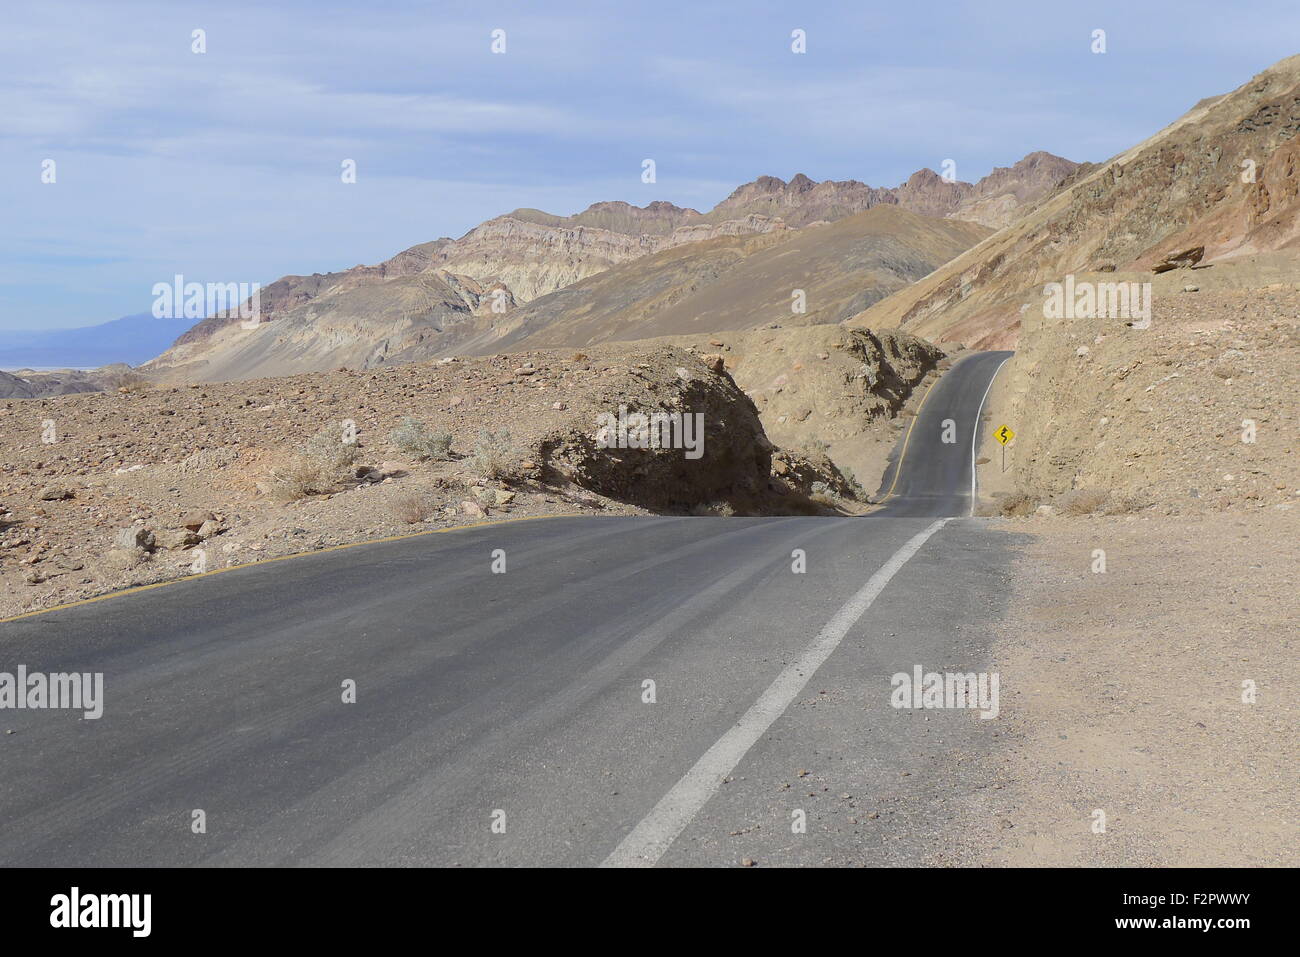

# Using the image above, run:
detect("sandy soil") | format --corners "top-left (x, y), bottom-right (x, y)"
top-left (952, 511), bottom-right (1297, 866)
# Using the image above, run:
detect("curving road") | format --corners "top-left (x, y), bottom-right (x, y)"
top-left (875, 350), bottom-right (1013, 518)
top-left (0, 351), bottom-right (1015, 867)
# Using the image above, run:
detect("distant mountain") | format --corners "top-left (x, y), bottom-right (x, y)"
top-left (0, 368), bottom-right (108, 399)
top-left (0, 313), bottom-right (193, 369)
top-left (144, 207), bottom-right (991, 382)
top-left (488, 205), bottom-right (992, 352)
top-left (145, 151), bottom-right (1079, 381)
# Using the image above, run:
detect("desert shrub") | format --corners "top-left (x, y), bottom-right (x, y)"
top-left (304, 427), bottom-right (360, 473)
top-left (1101, 492), bottom-right (1146, 515)
top-left (1059, 488), bottom-right (1110, 516)
top-left (999, 492), bottom-right (1035, 517)
top-left (392, 492), bottom-right (433, 524)
top-left (265, 426), bottom-right (360, 502)
top-left (471, 429), bottom-right (515, 480)
top-left (690, 501), bottom-right (736, 517)
top-left (809, 480), bottom-right (843, 509)
top-left (265, 458), bottom-right (327, 503)
top-left (390, 417), bottom-right (453, 461)
top-left (838, 466), bottom-right (868, 501)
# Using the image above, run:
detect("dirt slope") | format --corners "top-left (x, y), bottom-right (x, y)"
top-left (976, 280), bottom-right (1299, 517)
top-left (485, 206), bottom-right (990, 352)
top-left (849, 54), bottom-right (1300, 349)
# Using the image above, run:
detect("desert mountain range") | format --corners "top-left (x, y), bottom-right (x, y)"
top-left (144, 152), bottom-right (1076, 382)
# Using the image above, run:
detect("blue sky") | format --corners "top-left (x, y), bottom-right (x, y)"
top-left (3, 0), bottom-right (1298, 331)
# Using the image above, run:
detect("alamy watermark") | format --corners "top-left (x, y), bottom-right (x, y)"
top-left (0, 666), bottom-right (103, 719)
top-left (50, 888), bottom-right (150, 937)
top-left (1043, 275), bottom-right (1150, 327)
top-left (152, 274), bottom-right (261, 325)
top-left (890, 665), bottom-right (999, 719)
top-left (595, 406), bottom-right (705, 459)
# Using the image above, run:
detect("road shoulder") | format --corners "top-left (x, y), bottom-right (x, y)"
top-left (959, 510), bottom-right (1297, 866)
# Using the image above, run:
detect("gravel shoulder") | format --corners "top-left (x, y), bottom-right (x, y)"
top-left (957, 511), bottom-right (1297, 866)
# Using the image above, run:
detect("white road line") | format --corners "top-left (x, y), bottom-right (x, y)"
top-left (969, 355), bottom-right (1012, 517)
top-left (600, 518), bottom-right (950, 868)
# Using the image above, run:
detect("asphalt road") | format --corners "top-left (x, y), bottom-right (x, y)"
top-left (875, 350), bottom-right (1013, 517)
top-left (0, 351), bottom-right (1017, 867)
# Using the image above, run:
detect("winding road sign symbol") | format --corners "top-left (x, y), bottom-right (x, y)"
top-left (995, 425), bottom-right (1015, 446)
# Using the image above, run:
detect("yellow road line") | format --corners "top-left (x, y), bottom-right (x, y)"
top-left (0, 513), bottom-right (570, 625)
top-left (881, 374), bottom-right (941, 500)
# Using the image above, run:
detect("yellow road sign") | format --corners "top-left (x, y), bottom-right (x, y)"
top-left (994, 424), bottom-right (1015, 446)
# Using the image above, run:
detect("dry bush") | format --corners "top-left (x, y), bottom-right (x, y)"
top-left (392, 492), bottom-right (433, 524)
top-left (999, 492), bottom-right (1036, 517)
top-left (838, 466), bottom-right (868, 501)
top-left (1058, 488), bottom-right (1110, 515)
top-left (1101, 492), bottom-right (1146, 515)
top-left (809, 480), bottom-right (843, 509)
top-left (390, 417), bottom-right (453, 461)
top-left (304, 428), bottom-right (360, 474)
top-left (264, 458), bottom-right (327, 503)
top-left (471, 429), bottom-right (516, 480)
top-left (264, 426), bottom-right (361, 502)
top-left (690, 501), bottom-right (735, 517)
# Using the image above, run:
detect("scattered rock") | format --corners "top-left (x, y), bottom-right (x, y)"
top-left (103, 547), bottom-right (147, 570)
top-left (114, 526), bottom-right (156, 551)
top-left (181, 510), bottom-right (215, 531)
top-left (156, 528), bottom-right (201, 550)
top-left (1152, 245), bottom-right (1205, 273)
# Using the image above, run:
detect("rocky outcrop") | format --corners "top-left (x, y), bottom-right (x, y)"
top-left (1, 340), bottom-right (878, 616)
top-left (537, 348), bottom-right (773, 509)
top-left (711, 152), bottom-right (1081, 229)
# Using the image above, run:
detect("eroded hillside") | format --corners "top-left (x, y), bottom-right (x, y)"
top-left (144, 154), bottom-right (1071, 382)
top-left (850, 54), bottom-right (1300, 350)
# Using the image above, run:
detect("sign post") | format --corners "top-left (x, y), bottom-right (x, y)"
top-left (994, 424), bottom-right (1016, 473)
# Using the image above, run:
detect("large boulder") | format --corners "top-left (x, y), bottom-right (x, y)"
top-left (537, 348), bottom-right (772, 509)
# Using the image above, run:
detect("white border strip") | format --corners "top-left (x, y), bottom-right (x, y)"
top-left (601, 517), bottom-right (950, 867)
top-left (969, 355), bottom-right (1012, 517)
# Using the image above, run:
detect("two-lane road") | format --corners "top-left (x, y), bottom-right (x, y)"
top-left (0, 352), bottom-right (1016, 867)
top-left (875, 350), bottom-right (1012, 517)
